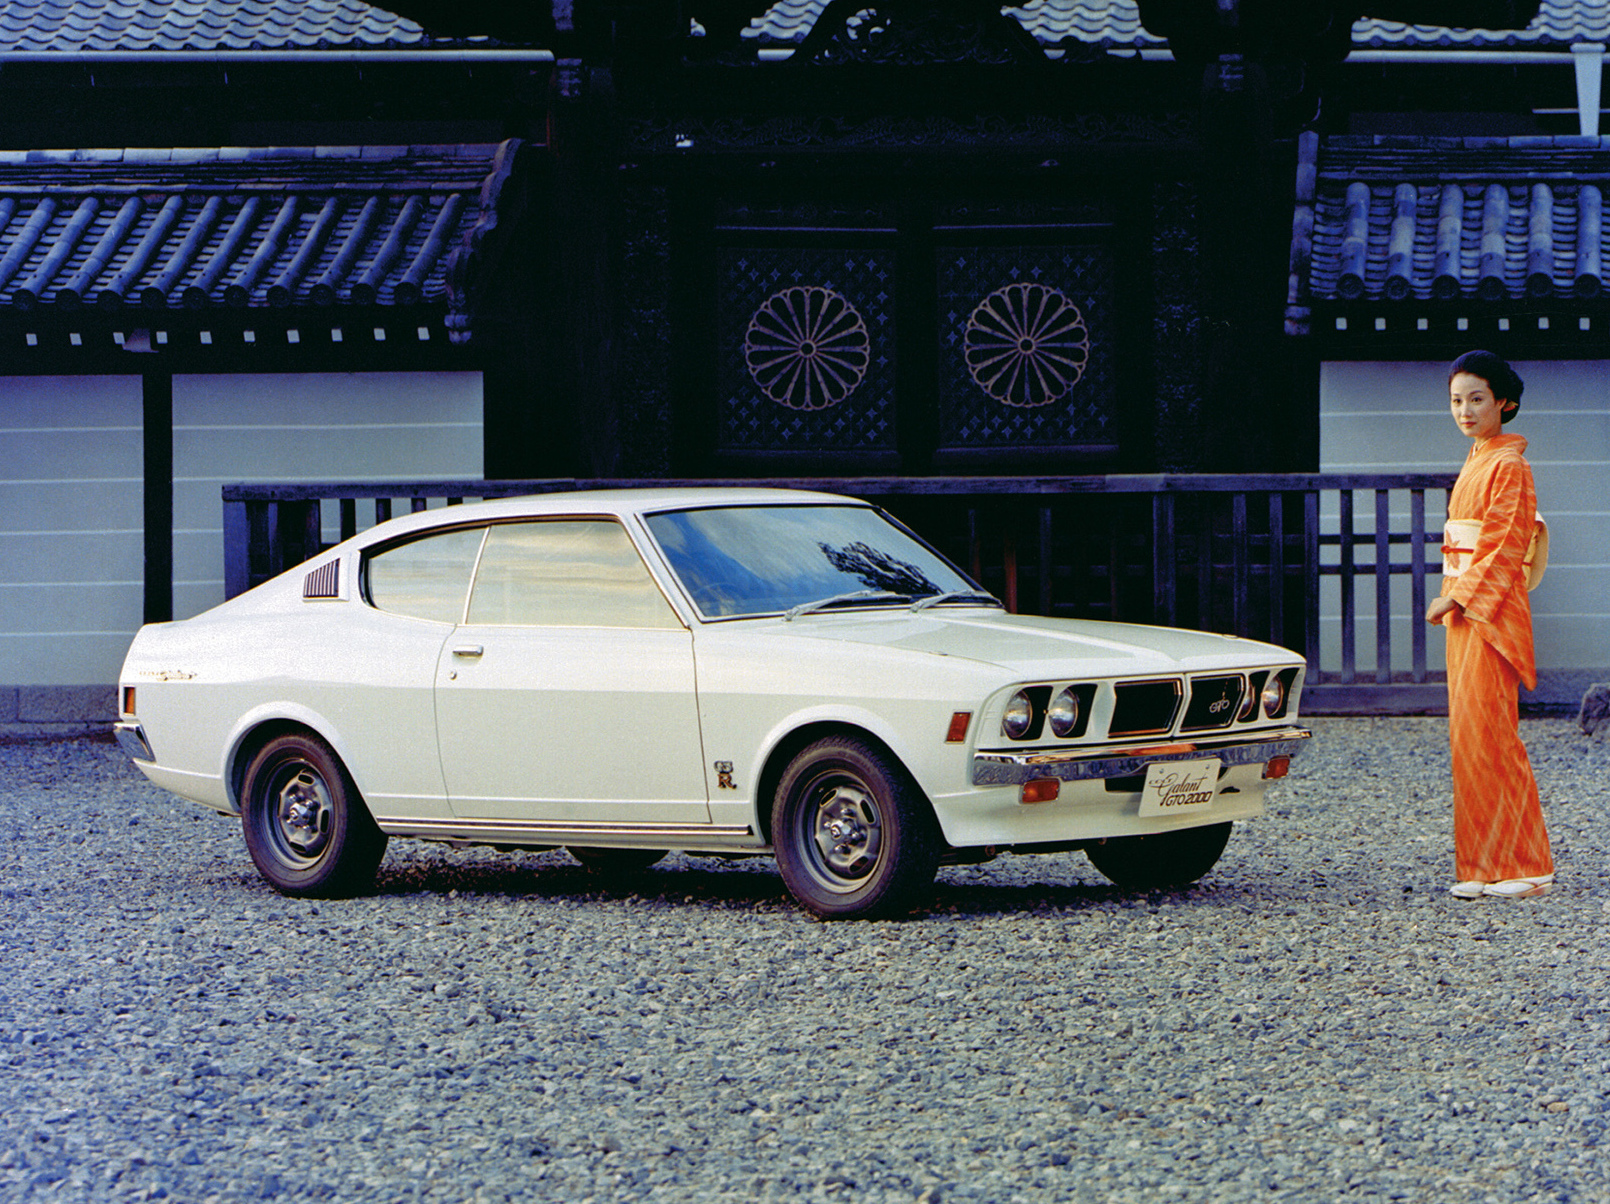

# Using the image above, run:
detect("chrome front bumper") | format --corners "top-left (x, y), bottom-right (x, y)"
top-left (972, 727), bottom-right (1311, 786)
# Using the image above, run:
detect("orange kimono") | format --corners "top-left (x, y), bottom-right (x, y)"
top-left (1435, 432), bottom-right (1552, 882)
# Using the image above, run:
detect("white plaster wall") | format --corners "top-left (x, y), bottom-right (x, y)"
top-left (172, 371), bottom-right (483, 619)
top-left (1320, 359), bottom-right (1610, 692)
top-left (0, 376), bottom-right (144, 686)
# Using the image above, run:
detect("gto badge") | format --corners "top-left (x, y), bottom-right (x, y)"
top-left (714, 761), bottom-right (736, 790)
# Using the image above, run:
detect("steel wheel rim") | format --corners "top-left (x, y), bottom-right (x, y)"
top-left (263, 760), bottom-right (333, 868)
top-left (799, 772), bottom-right (884, 893)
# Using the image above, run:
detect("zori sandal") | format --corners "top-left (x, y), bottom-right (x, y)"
top-left (1483, 875), bottom-right (1553, 899)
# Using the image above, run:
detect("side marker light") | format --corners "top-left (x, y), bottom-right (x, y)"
top-left (1263, 756), bottom-right (1291, 780)
top-left (946, 712), bottom-right (972, 743)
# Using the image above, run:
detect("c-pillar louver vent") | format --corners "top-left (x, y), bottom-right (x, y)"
top-left (303, 561), bottom-right (340, 600)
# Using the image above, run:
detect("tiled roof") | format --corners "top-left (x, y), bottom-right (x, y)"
top-left (0, 0), bottom-right (429, 53)
top-left (1355, 2), bottom-right (1610, 49)
top-left (1287, 133), bottom-right (1610, 331)
top-left (743, 0), bottom-right (1581, 52)
top-left (0, 143), bottom-right (518, 334)
top-left (743, 0), bottom-right (1163, 47)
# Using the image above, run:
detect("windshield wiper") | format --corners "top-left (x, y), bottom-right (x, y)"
top-left (910, 589), bottom-right (1003, 612)
top-left (782, 589), bottom-right (911, 621)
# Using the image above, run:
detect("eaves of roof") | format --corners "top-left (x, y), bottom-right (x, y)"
top-left (0, 0), bottom-right (544, 54)
top-left (1286, 131), bottom-right (1610, 334)
top-left (0, 141), bottom-right (525, 343)
top-left (743, 1), bottom-right (1603, 58)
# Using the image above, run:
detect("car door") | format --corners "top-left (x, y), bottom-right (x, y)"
top-left (434, 518), bottom-right (712, 825)
top-left (347, 524), bottom-right (486, 820)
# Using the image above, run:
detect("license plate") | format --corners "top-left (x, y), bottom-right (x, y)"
top-left (1137, 758), bottom-right (1221, 817)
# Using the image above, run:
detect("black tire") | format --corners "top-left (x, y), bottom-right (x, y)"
top-left (240, 732), bottom-right (388, 897)
top-left (566, 846), bottom-right (666, 872)
top-left (772, 736), bottom-right (941, 920)
top-left (1085, 822), bottom-right (1232, 891)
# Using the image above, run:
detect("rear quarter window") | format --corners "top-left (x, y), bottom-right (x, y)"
top-left (364, 527), bottom-right (486, 623)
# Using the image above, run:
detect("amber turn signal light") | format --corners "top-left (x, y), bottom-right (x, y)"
top-left (121, 686), bottom-right (136, 717)
top-left (1020, 778), bottom-right (1060, 805)
top-left (1263, 756), bottom-right (1291, 780)
top-left (945, 712), bottom-right (972, 743)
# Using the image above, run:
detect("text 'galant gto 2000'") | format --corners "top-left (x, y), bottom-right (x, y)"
top-left (117, 488), bottom-right (1310, 918)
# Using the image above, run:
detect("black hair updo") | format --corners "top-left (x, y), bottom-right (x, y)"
top-left (1448, 350), bottom-right (1524, 422)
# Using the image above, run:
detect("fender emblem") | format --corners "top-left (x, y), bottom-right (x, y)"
top-left (714, 761), bottom-right (736, 790)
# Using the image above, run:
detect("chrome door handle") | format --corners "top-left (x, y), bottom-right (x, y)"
top-left (452, 644), bottom-right (484, 658)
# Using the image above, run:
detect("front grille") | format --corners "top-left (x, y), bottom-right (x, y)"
top-left (1108, 679), bottom-right (1181, 738)
top-left (1181, 675), bottom-right (1243, 732)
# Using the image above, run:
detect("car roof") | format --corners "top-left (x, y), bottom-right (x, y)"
top-left (350, 486), bottom-right (867, 547)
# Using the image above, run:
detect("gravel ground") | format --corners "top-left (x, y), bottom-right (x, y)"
top-left (2, 717), bottom-right (1608, 1204)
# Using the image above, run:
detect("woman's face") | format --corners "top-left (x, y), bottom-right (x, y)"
top-left (1449, 371), bottom-right (1514, 442)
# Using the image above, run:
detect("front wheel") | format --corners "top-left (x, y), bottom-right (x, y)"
top-left (772, 737), bottom-right (941, 919)
top-left (1085, 822), bottom-right (1232, 891)
top-left (240, 733), bottom-right (388, 897)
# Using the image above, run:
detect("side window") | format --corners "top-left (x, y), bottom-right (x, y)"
top-left (365, 527), bottom-right (486, 623)
top-left (466, 520), bottom-right (681, 629)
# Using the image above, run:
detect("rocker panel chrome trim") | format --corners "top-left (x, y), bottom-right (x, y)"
top-left (373, 816), bottom-right (754, 843)
top-left (972, 727), bottom-right (1311, 786)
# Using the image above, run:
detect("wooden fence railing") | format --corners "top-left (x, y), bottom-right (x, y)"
top-left (222, 474), bottom-right (1457, 714)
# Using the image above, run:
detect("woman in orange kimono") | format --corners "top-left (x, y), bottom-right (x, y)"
top-left (1426, 350), bottom-right (1552, 899)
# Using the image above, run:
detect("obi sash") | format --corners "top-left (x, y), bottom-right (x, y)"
top-left (1442, 517), bottom-right (1549, 591)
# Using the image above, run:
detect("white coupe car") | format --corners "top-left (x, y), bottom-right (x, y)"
top-left (117, 488), bottom-right (1310, 918)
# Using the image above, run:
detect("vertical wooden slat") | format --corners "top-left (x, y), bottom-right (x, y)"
top-left (223, 499), bottom-right (250, 600)
top-left (1152, 493), bottom-right (1177, 626)
top-left (375, 498), bottom-right (392, 524)
top-left (1002, 530), bottom-right (1018, 614)
top-left (339, 498), bottom-right (357, 542)
top-left (1038, 504), bottom-right (1053, 617)
top-left (1268, 492), bottom-right (1285, 647)
top-left (1230, 492), bottom-right (1249, 636)
top-left (1410, 488), bottom-right (1429, 682)
top-left (263, 502), bottom-right (283, 585)
top-left (411, 497), bottom-right (428, 514)
top-left (302, 501), bottom-right (323, 566)
top-left (1375, 488), bottom-right (1392, 684)
top-left (1303, 489), bottom-right (1322, 674)
top-left (967, 507), bottom-right (982, 586)
top-left (1339, 488), bottom-right (1356, 684)
top-left (1196, 499), bottom-right (1213, 632)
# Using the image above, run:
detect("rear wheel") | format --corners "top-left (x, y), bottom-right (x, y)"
top-left (240, 733), bottom-right (387, 897)
top-left (566, 846), bottom-right (666, 872)
top-left (1085, 822), bottom-right (1232, 891)
top-left (772, 736), bottom-right (940, 919)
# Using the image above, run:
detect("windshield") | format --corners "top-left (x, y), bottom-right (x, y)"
top-left (644, 504), bottom-right (981, 618)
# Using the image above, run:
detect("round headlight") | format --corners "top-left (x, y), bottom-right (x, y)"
top-left (1261, 676), bottom-right (1286, 718)
top-left (1236, 677), bottom-right (1260, 722)
top-left (1002, 691), bottom-right (1034, 740)
top-left (1048, 687), bottom-right (1081, 738)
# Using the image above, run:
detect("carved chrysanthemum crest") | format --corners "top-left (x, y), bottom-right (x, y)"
top-left (963, 283), bottom-right (1090, 407)
top-left (744, 286), bottom-right (871, 411)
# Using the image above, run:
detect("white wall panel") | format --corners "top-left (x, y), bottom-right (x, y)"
top-left (172, 372), bottom-right (483, 619)
top-left (0, 376), bottom-right (144, 686)
top-left (1321, 360), bottom-right (1609, 685)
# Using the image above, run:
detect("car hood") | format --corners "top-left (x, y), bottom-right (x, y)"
top-left (747, 608), bottom-right (1299, 677)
